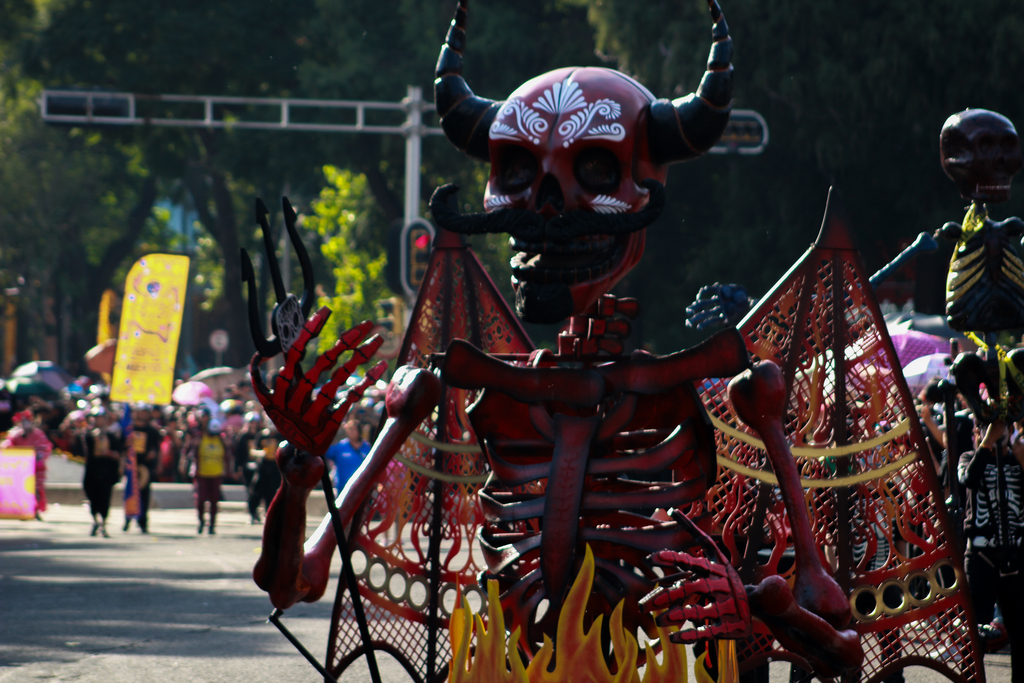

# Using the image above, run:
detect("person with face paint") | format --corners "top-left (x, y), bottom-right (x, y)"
top-left (2, 409), bottom-right (53, 520)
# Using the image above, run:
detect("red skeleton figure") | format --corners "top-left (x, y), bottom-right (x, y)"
top-left (251, 0), bottom-right (863, 675)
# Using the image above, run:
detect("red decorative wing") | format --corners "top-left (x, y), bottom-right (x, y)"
top-left (694, 194), bottom-right (984, 683)
top-left (327, 230), bottom-right (534, 683)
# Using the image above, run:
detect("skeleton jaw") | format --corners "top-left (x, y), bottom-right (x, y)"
top-left (975, 182), bottom-right (1012, 202)
top-left (510, 235), bottom-right (623, 285)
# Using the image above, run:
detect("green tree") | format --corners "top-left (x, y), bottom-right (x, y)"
top-left (23, 0), bottom-right (319, 366)
top-left (0, 81), bottom-right (165, 370)
top-left (305, 166), bottom-right (389, 340)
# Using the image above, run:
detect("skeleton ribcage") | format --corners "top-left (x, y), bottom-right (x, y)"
top-left (946, 222), bottom-right (1024, 332)
top-left (468, 384), bottom-right (716, 651)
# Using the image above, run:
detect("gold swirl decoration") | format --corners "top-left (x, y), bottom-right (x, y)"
top-left (708, 414), bottom-right (919, 488)
top-left (391, 432), bottom-right (489, 484)
top-left (709, 414), bottom-right (910, 458)
top-left (715, 452), bottom-right (919, 489)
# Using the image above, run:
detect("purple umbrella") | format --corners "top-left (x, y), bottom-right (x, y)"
top-left (889, 329), bottom-right (950, 367)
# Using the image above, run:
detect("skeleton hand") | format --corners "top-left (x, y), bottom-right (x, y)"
top-left (685, 283), bottom-right (751, 331)
top-left (640, 509), bottom-right (751, 642)
top-left (251, 307), bottom-right (386, 457)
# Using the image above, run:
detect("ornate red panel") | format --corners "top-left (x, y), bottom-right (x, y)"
top-left (327, 230), bottom-right (534, 682)
top-left (694, 198), bottom-right (984, 683)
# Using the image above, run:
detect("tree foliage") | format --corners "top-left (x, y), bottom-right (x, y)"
top-left (582, 0), bottom-right (1024, 352)
top-left (0, 80), bottom-right (165, 368)
top-left (305, 166), bottom-right (389, 343)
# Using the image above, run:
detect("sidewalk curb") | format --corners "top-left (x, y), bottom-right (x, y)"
top-left (44, 482), bottom-right (329, 518)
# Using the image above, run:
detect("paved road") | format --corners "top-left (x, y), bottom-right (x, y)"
top-left (0, 503), bottom-right (1012, 682)
top-left (0, 504), bottom-right (395, 682)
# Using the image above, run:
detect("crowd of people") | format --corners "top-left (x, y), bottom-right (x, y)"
top-left (914, 378), bottom-right (1024, 681)
top-left (3, 362), bottom-right (1018, 675)
top-left (0, 375), bottom-right (385, 537)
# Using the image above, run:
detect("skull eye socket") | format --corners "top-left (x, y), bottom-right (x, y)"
top-left (574, 148), bottom-right (621, 194)
top-left (497, 146), bottom-right (537, 194)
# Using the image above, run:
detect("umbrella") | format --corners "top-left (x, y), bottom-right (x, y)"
top-left (189, 366), bottom-right (248, 397)
top-left (889, 329), bottom-right (950, 367)
top-left (171, 380), bottom-right (214, 405)
top-left (84, 339), bottom-right (117, 375)
top-left (5, 377), bottom-right (58, 397)
top-left (901, 353), bottom-right (951, 394)
top-left (11, 361), bottom-right (75, 391)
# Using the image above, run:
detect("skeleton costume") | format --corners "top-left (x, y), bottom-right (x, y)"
top-left (958, 440), bottom-right (1024, 683)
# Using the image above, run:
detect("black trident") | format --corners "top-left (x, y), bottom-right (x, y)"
top-left (241, 198), bottom-right (384, 683)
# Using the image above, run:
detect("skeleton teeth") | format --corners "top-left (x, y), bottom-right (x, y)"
top-left (509, 236), bottom-right (613, 255)
top-left (510, 239), bottom-right (624, 284)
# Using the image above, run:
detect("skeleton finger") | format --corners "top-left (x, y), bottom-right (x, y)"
top-left (666, 619), bottom-right (749, 644)
top-left (302, 320), bottom-right (375, 387)
top-left (276, 307), bottom-right (332, 398)
top-left (650, 549), bottom-right (719, 576)
top-left (315, 360), bottom-right (388, 437)
top-left (306, 340), bottom-right (385, 425)
top-left (661, 598), bottom-right (741, 625)
top-left (285, 307), bottom-right (332, 365)
top-left (317, 335), bottom-right (384, 400)
top-left (332, 360), bottom-right (389, 416)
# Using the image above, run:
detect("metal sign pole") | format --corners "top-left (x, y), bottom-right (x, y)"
top-left (403, 86), bottom-right (423, 225)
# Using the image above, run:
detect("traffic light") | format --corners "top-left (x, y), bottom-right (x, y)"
top-left (386, 218), bottom-right (435, 299)
top-left (373, 297), bottom-right (405, 359)
top-left (376, 297), bottom-right (405, 338)
top-left (405, 220), bottom-right (433, 293)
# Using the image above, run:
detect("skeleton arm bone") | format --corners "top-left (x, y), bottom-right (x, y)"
top-left (253, 366), bottom-right (440, 610)
top-left (727, 361), bottom-right (863, 674)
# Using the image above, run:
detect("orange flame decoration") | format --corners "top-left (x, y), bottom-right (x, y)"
top-left (449, 545), bottom-right (739, 683)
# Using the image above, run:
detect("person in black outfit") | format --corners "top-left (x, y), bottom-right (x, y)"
top-left (247, 429), bottom-right (282, 524)
top-left (235, 411), bottom-right (262, 489)
top-left (959, 419), bottom-right (1024, 681)
top-left (76, 407), bottom-right (124, 538)
top-left (0, 385), bottom-right (14, 433)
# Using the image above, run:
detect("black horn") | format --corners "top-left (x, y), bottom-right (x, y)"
top-left (240, 247), bottom-right (280, 358)
top-left (281, 197), bottom-right (316, 318)
top-left (434, 0), bottom-right (502, 162)
top-left (647, 0), bottom-right (733, 165)
top-left (241, 197), bottom-right (320, 359)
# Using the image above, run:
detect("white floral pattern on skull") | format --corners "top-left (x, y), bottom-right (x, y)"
top-left (489, 74), bottom-right (624, 148)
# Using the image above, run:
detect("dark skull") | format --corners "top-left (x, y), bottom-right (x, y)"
top-left (940, 109), bottom-right (1022, 204)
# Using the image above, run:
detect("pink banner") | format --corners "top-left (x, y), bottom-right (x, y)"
top-left (0, 447), bottom-right (36, 519)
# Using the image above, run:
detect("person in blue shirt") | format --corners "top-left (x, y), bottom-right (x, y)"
top-left (324, 419), bottom-right (370, 492)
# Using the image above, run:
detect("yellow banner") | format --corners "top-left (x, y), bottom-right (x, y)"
top-left (110, 254), bottom-right (190, 405)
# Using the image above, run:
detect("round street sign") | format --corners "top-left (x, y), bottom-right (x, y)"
top-left (209, 329), bottom-right (229, 353)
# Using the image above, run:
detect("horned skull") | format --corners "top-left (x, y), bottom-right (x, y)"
top-left (431, 0), bottom-right (733, 324)
top-left (940, 109), bottom-right (1023, 204)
